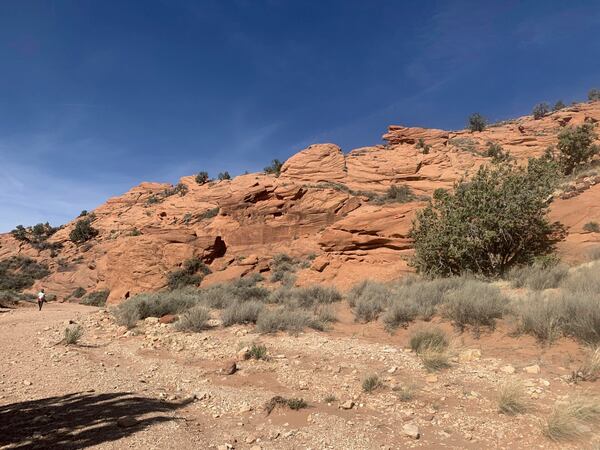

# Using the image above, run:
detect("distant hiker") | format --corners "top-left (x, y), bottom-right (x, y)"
top-left (37, 289), bottom-right (46, 311)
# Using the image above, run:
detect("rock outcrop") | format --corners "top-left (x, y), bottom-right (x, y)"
top-left (2, 102), bottom-right (600, 303)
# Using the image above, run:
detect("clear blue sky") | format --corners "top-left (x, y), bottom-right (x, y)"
top-left (1, 0), bottom-right (600, 231)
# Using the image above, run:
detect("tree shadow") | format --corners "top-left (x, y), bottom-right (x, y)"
top-left (0, 391), bottom-right (192, 449)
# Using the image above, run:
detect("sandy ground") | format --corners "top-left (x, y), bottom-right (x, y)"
top-left (0, 301), bottom-right (598, 449)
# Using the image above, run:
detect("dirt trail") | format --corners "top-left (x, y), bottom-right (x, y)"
top-left (0, 302), bottom-right (597, 449)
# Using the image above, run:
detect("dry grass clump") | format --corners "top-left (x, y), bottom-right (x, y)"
top-left (382, 300), bottom-right (418, 331)
top-left (362, 374), bottom-right (381, 393)
top-left (409, 327), bottom-right (449, 353)
top-left (323, 394), bottom-right (337, 403)
top-left (443, 280), bottom-right (506, 335)
top-left (248, 343), bottom-right (268, 360)
top-left (221, 301), bottom-right (264, 326)
top-left (315, 304), bottom-right (337, 323)
top-left (543, 395), bottom-right (600, 441)
top-left (174, 305), bottom-right (210, 332)
top-left (513, 293), bottom-right (565, 344)
top-left (348, 280), bottom-right (390, 322)
top-left (508, 264), bottom-right (569, 290)
top-left (497, 380), bottom-right (528, 415)
top-left (587, 247), bottom-right (600, 261)
top-left (63, 324), bottom-right (83, 345)
top-left (572, 347), bottom-right (600, 382)
top-left (393, 384), bottom-right (416, 402)
top-left (419, 347), bottom-right (451, 372)
top-left (256, 307), bottom-right (324, 335)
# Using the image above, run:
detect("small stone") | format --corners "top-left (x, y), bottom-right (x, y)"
top-left (340, 400), bottom-right (354, 410)
top-left (23, 380), bottom-right (32, 386)
top-left (159, 314), bottom-right (178, 324)
top-left (539, 378), bottom-right (550, 386)
top-left (425, 375), bottom-right (438, 383)
top-left (524, 364), bottom-right (540, 374)
top-left (458, 349), bottom-right (481, 363)
top-left (500, 365), bottom-right (515, 374)
top-left (117, 417), bottom-right (137, 428)
top-left (237, 347), bottom-right (251, 361)
top-left (387, 366), bottom-right (398, 374)
top-left (144, 317), bottom-right (159, 324)
top-left (402, 423), bottom-right (420, 439)
top-left (221, 360), bottom-right (237, 375)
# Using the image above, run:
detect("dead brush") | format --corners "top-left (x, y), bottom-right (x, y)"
top-left (264, 396), bottom-right (307, 415)
top-left (362, 374), bottom-right (382, 393)
top-left (543, 394), bottom-right (600, 441)
top-left (571, 347), bottom-right (600, 382)
top-left (63, 324), bottom-right (83, 345)
top-left (497, 379), bottom-right (528, 415)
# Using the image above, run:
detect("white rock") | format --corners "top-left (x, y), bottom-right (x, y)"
top-left (402, 423), bottom-right (420, 439)
top-left (523, 364), bottom-right (540, 374)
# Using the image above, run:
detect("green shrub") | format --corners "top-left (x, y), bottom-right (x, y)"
top-left (532, 102), bottom-right (551, 119)
top-left (588, 89), bottom-right (600, 101)
top-left (409, 327), bottom-right (449, 354)
top-left (248, 343), bottom-right (268, 360)
top-left (382, 300), bottom-right (418, 331)
top-left (410, 158), bottom-right (566, 277)
top-left (175, 305), bottom-right (210, 332)
top-left (415, 138), bottom-right (432, 154)
top-left (485, 142), bottom-right (511, 163)
top-left (167, 257), bottom-right (211, 290)
top-left (467, 113), bottom-right (487, 132)
top-left (199, 207), bottom-right (219, 220)
top-left (256, 307), bottom-right (324, 334)
top-left (81, 289), bottom-right (110, 307)
top-left (69, 218), bottom-right (99, 244)
top-left (287, 398), bottom-right (307, 410)
top-left (221, 301), bottom-right (264, 326)
top-left (71, 287), bottom-right (87, 299)
top-left (218, 171), bottom-right (231, 181)
top-left (264, 159), bottom-right (283, 176)
top-left (584, 222), bottom-right (600, 233)
top-left (288, 285), bottom-right (342, 308)
top-left (553, 100), bottom-right (566, 111)
top-left (556, 124), bottom-right (599, 175)
top-left (195, 171), bottom-right (209, 184)
top-left (0, 256), bottom-right (49, 291)
top-left (443, 281), bottom-right (505, 334)
top-left (513, 293), bottom-right (565, 343)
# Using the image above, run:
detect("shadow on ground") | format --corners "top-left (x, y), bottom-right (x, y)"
top-left (0, 391), bottom-right (191, 449)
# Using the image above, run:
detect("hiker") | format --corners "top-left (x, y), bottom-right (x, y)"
top-left (37, 289), bottom-right (46, 311)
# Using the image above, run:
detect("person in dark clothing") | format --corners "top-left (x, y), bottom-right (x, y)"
top-left (37, 289), bottom-right (46, 311)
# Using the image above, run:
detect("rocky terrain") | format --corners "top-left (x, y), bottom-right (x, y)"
top-left (2, 101), bottom-right (600, 303)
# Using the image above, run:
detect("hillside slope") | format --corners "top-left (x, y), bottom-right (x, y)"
top-left (2, 102), bottom-right (600, 303)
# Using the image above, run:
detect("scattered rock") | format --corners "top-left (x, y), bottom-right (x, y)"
top-left (221, 360), bottom-right (237, 375)
top-left (402, 423), bottom-right (420, 439)
top-left (237, 347), bottom-right (251, 361)
top-left (524, 365), bottom-right (540, 374)
top-left (500, 365), bottom-right (515, 374)
top-left (459, 349), bottom-right (481, 363)
top-left (425, 375), bottom-right (438, 383)
top-left (340, 400), bottom-right (354, 410)
top-left (159, 314), bottom-right (178, 324)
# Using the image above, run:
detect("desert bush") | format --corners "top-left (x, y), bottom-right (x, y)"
top-left (409, 327), bottom-right (449, 354)
top-left (264, 159), bottom-right (283, 176)
top-left (175, 305), bottom-right (210, 332)
top-left (382, 300), bottom-right (419, 331)
top-left (199, 207), bottom-right (219, 220)
top-left (587, 247), bottom-right (600, 261)
top-left (248, 343), bottom-right (268, 360)
top-left (532, 102), bottom-right (551, 119)
top-left (289, 285), bottom-right (342, 308)
top-left (410, 158), bottom-right (566, 277)
top-left (221, 301), bottom-right (264, 326)
top-left (218, 171), bottom-right (231, 181)
top-left (63, 325), bottom-right (83, 345)
top-left (167, 257), bottom-right (211, 290)
top-left (467, 113), bottom-right (487, 132)
top-left (362, 374), bottom-right (381, 393)
top-left (584, 221), bottom-right (600, 233)
top-left (0, 290), bottom-right (31, 307)
top-left (69, 218), bottom-right (99, 244)
top-left (348, 280), bottom-right (390, 322)
top-left (195, 171), bottom-right (209, 184)
top-left (508, 264), bottom-right (569, 290)
top-left (556, 124), bottom-right (599, 175)
top-left (163, 183), bottom-right (188, 197)
top-left (415, 138), bottom-right (431, 154)
top-left (70, 287), bottom-right (87, 299)
top-left (553, 100), bottom-right (566, 111)
top-left (287, 398), bottom-right (307, 410)
top-left (560, 264), bottom-right (600, 295)
top-left (270, 253), bottom-right (301, 283)
top-left (315, 304), bottom-right (337, 323)
top-left (497, 380), bottom-right (528, 415)
top-left (573, 347), bottom-right (600, 382)
top-left (419, 347), bottom-right (450, 372)
top-left (513, 293), bottom-right (565, 343)
top-left (589, 89), bottom-right (600, 101)
top-left (393, 384), bottom-right (416, 401)
top-left (256, 307), bottom-right (324, 334)
top-left (543, 395), bottom-right (600, 441)
top-left (443, 281), bottom-right (505, 334)
top-left (385, 185), bottom-right (416, 203)
top-left (559, 292), bottom-right (600, 344)
top-left (0, 256), bottom-right (50, 291)
top-left (81, 289), bottom-right (110, 307)
top-left (485, 141), bottom-right (511, 163)
top-left (323, 394), bottom-right (337, 403)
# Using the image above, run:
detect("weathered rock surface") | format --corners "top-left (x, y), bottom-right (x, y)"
top-left (1, 102), bottom-right (600, 302)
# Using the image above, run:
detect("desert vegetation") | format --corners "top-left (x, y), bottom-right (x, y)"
top-left (467, 113), bottom-right (486, 132)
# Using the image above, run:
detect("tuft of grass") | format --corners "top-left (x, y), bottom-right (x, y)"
top-left (584, 221), bottom-right (600, 233)
top-left (443, 280), bottom-right (505, 335)
top-left (410, 327), bottom-right (449, 354)
top-left (393, 384), bottom-right (416, 402)
top-left (543, 395), bottom-right (600, 441)
top-left (497, 380), bottom-right (528, 415)
top-left (382, 300), bottom-right (418, 331)
top-left (64, 325), bottom-right (83, 345)
top-left (323, 394), bottom-right (337, 403)
top-left (248, 343), bottom-right (268, 360)
top-left (349, 280), bottom-right (389, 322)
top-left (256, 307), bottom-right (324, 335)
top-left (513, 293), bottom-right (565, 344)
top-left (362, 374), bottom-right (381, 393)
top-left (419, 347), bottom-right (451, 372)
top-left (587, 247), bottom-right (600, 261)
top-left (316, 304), bottom-right (337, 323)
top-left (573, 347), bottom-right (600, 382)
top-left (174, 305), bottom-right (210, 332)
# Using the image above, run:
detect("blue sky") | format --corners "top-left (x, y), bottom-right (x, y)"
top-left (1, 0), bottom-right (600, 231)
